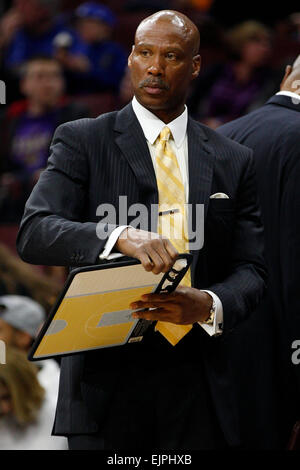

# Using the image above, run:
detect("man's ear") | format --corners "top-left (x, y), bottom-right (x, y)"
top-left (280, 64), bottom-right (292, 90)
top-left (128, 45), bottom-right (135, 68)
top-left (192, 54), bottom-right (201, 80)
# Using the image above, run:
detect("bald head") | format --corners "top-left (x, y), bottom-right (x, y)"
top-left (280, 55), bottom-right (300, 94)
top-left (128, 9), bottom-right (201, 122)
top-left (136, 10), bottom-right (200, 56)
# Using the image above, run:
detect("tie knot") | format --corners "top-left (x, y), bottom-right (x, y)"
top-left (159, 126), bottom-right (172, 142)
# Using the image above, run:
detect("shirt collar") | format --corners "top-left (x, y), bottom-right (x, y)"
top-left (276, 91), bottom-right (300, 102)
top-left (132, 96), bottom-right (188, 148)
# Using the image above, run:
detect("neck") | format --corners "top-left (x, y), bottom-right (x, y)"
top-left (145, 104), bottom-right (185, 123)
top-left (281, 87), bottom-right (300, 96)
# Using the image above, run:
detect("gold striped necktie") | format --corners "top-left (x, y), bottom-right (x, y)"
top-left (154, 126), bottom-right (193, 346)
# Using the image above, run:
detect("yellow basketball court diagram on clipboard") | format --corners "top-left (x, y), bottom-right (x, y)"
top-left (32, 262), bottom-right (164, 358)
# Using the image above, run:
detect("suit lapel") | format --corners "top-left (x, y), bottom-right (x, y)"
top-left (187, 118), bottom-right (215, 220)
top-left (187, 119), bottom-right (215, 280)
top-left (114, 103), bottom-right (158, 209)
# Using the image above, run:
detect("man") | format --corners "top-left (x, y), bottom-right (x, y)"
top-left (17, 11), bottom-right (266, 450)
top-left (0, 55), bottom-right (89, 222)
top-left (218, 56), bottom-right (300, 447)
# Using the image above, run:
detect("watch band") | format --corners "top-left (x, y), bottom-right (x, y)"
top-left (202, 300), bottom-right (216, 325)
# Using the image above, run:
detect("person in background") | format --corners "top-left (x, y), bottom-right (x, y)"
top-left (3, 0), bottom-right (83, 74)
top-left (0, 346), bottom-right (67, 450)
top-left (218, 56), bottom-right (300, 448)
top-left (58, 2), bottom-right (127, 94)
top-left (0, 295), bottom-right (65, 442)
top-left (0, 55), bottom-right (89, 223)
top-left (189, 21), bottom-right (280, 127)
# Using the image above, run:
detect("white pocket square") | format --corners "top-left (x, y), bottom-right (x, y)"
top-left (210, 192), bottom-right (230, 199)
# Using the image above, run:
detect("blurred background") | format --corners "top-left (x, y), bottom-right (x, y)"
top-left (0, 0), bottom-right (299, 449)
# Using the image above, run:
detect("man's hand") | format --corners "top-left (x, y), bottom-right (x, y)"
top-left (115, 227), bottom-right (178, 274)
top-left (129, 286), bottom-right (213, 324)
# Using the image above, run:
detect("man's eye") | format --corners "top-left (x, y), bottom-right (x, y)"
top-left (166, 53), bottom-right (177, 60)
top-left (141, 50), bottom-right (150, 57)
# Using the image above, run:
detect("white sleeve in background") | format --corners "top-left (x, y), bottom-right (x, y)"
top-left (99, 225), bottom-right (130, 261)
top-left (198, 290), bottom-right (223, 337)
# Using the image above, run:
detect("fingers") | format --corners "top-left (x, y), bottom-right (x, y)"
top-left (130, 291), bottom-right (179, 310)
top-left (131, 305), bottom-right (188, 324)
top-left (116, 227), bottom-right (179, 274)
top-left (131, 307), bottom-right (179, 323)
top-left (138, 250), bottom-right (154, 272)
top-left (141, 238), bottom-right (178, 274)
top-left (143, 246), bottom-right (168, 274)
top-left (163, 238), bottom-right (179, 263)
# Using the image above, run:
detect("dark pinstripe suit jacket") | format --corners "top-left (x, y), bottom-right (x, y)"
top-left (17, 103), bottom-right (266, 445)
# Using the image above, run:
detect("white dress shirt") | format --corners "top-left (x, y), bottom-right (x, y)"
top-left (276, 91), bottom-right (300, 102)
top-left (99, 96), bottom-right (223, 336)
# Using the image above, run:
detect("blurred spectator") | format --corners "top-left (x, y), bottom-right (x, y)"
top-left (0, 346), bottom-right (67, 450)
top-left (0, 4), bottom-right (23, 51)
top-left (0, 295), bottom-right (46, 352)
top-left (2, 0), bottom-right (83, 73)
top-left (188, 21), bottom-right (281, 126)
top-left (0, 296), bottom-right (66, 447)
top-left (0, 243), bottom-right (61, 311)
top-left (60, 2), bottom-right (127, 94)
top-left (0, 55), bottom-right (89, 223)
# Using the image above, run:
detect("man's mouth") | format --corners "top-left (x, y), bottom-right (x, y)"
top-left (139, 79), bottom-right (169, 95)
top-left (143, 85), bottom-right (165, 95)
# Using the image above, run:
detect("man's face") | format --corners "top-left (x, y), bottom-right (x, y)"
top-left (128, 19), bottom-right (200, 117)
top-left (21, 61), bottom-right (64, 108)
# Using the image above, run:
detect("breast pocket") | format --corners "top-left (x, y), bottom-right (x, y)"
top-left (208, 198), bottom-right (235, 212)
top-left (206, 198), bottom-right (235, 250)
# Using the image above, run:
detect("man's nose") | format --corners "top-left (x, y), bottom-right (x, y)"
top-left (147, 55), bottom-right (164, 75)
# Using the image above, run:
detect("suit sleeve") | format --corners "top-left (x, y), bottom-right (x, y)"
top-left (206, 151), bottom-right (267, 333)
top-left (16, 121), bottom-right (118, 266)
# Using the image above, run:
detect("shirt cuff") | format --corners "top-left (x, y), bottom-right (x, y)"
top-left (99, 225), bottom-right (130, 261)
top-left (198, 290), bottom-right (223, 337)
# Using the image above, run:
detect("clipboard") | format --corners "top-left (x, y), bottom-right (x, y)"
top-left (29, 254), bottom-right (192, 361)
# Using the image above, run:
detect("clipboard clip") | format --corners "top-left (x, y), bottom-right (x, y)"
top-left (155, 254), bottom-right (192, 294)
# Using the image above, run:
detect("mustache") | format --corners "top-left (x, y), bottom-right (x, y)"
top-left (139, 78), bottom-right (170, 90)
